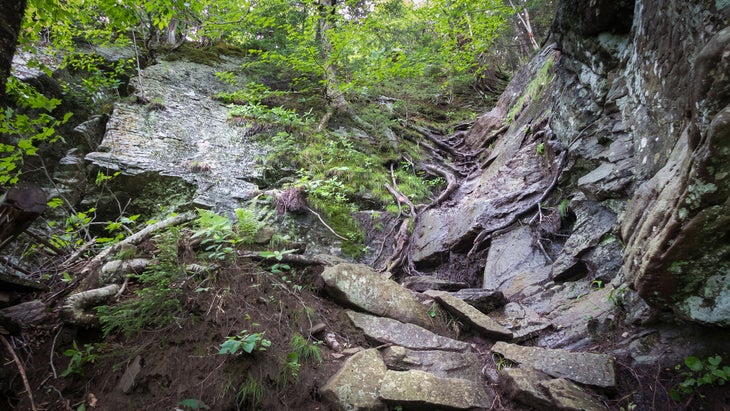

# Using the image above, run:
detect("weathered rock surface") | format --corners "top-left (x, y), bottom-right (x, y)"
top-left (451, 288), bottom-right (508, 313)
top-left (483, 225), bottom-right (552, 298)
top-left (492, 342), bottom-right (616, 388)
top-left (322, 264), bottom-right (432, 328)
top-left (320, 348), bottom-right (388, 411)
top-left (85, 59), bottom-right (267, 212)
top-left (378, 370), bottom-right (492, 410)
top-left (382, 346), bottom-right (482, 380)
top-left (489, 302), bottom-right (552, 343)
top-left (424, 290), bottom-right (513, 340)
top-left (402, 275), bottom-right (468, 292)
top-left (346, 311), bottom-right (469, 352)
top-left (499, 366), bottom-right (609, 411)
top-left (541, 378), bottom-right (609, 411)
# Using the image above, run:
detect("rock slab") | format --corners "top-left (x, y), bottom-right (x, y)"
top-left (322, 263), bottom-right (432, 328)
top-left (346, 311), bottom-right (469, 352)
top-left (492, 342), bottom-right (616, 388)
top-left (424, 290), bottom-right (513, 340)
top-left (320, 348), bottom-right (388, 411)
top-left (379, 369), bottom-right (492, 410)
top-left (382, 346), bottom-right (482, 380)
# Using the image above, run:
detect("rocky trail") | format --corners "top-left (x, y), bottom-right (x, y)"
top-left (3, 0), bottom-right (730, 410)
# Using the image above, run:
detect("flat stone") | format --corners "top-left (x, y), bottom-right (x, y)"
top-left (320, 348), bottom-right (388, 411)
top-left (483, 225), bottom-right (552, 298)
top-left (499, 366), bottom-right (553, 410)
top-left (402, 275), bottom-right (468, 292)
top-left (346, 311), bottom-right (470, 352)
top-left (492, 342), bottom-right (616, 388)
top-left (451, 288), bottom-right (508, 313)
top-left (379, 370), bottom-right (492, 410)
top-left (382, 346), bottom-right (482, 380)
top-left (542, 378), bottom-right (609, 411)
top-left (424, 291), bottom-right (513, 340)
top-left (489, 302), bottom-right (552, 343)
top-left (322, 264), bottom-right (432, 328)
top-left (117, 355), bottom-right (142, 394)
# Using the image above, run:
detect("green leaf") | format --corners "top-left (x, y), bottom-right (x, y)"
top-left (219, 339), bottom-right (242, 355)
top-left (178, 399), bottom-right (209, 409)
top-left (669, 388), bottom-right (681, 402)
top-left (708, 355), bottom-right (722, 366)
top-left (685, 356), bottom-right (703, 372)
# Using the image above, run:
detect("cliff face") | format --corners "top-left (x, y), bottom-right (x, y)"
top-left (414, 0), bottom-right (730, 326)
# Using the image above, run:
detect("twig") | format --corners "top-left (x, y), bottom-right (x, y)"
top-left (50, 326), bottom-right (62, 379)
top-left (25, 229), bottom-right (64, 256)
top-left (0, 256), bottom-right (31, 276)
top-left (304, 206), bottom-right (349, 241)
top-left (1, 334), bottom-right (37, 411)
top-left (114, 276), bottom-right (130, 300)
top-left (60, 238), bottom-right (97, 269)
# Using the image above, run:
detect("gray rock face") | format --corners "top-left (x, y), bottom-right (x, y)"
top-left (86, 59), bottom-right (267, 212)
top-left (499, 366), bottom-right (608, 411)
top-left (542, 378), bottom-right (609, 411)
top-left (346, 311), bottom-right (469, 352)
top-left (320, 348), bottom-right (388, 411)
top-left (489, 302), bottom-right (552, 343)
top-left (378, 370), bottom-right (492, 410)
top-left (451, 288), bottom-right (508, 313)
top-left (322, 264), bottom-right (432, 328)
top-left (492, 342), bottom-right (616, 388)
top-left (402, 275), bottom-right (468, 292)
top-left (382, 346), bottom-right (482, 380)
top-left (483, 225), bottom-right (552, 298)
top-left (424, 290), bottom-right (513, 340)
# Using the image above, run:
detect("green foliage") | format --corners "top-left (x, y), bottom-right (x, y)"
top-left (97, 228), bottom-right (185, 338)
top-left (61, 341), bottom-right (98, 377)
top-left (193, 207), bottom-right (264, 261)
top-left (218, 331), bottom-right (271, 355)
top-left (289, 333), bottom-right (322, 364)
top-left (178, 399), bottom-right (210, 410)
top-left (670, 355), bottom-right (730, 401)
top-left (236, 373), bottom-right (264, 409)
top-left (1, 78), bottom-right (72, 185)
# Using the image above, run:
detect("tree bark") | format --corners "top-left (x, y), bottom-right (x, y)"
top-left (0, 0), bottom-right (27, 107)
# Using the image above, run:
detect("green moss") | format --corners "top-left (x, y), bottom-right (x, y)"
top-left (162, 45), bottom-right (223, 65)
top-left (506, 56), bottom-right (555, 123)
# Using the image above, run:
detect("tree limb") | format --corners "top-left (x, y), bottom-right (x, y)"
top-left (1, 334), bottom-right (37, 411)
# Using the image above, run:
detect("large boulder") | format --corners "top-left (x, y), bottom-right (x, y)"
top-left (378, 370), bottom-right (492, 410)
top-left (492, 342), bottom-right (616, 388)
top-left (322, 264), bottom-right (432, 328)
top-left (346, 311), bottom-right (470, 352)
top-left (320, 348), bottom-right (388, 411)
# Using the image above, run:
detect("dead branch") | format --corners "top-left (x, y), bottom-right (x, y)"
top-left (239, 251), bottom-right (331, 266)
top-left (60, 238), bottom-right (97, 270)
top-left (1, 334), bottom-right (37, 411)
top-left (304, 206), bottom-right (349, 241)
top-left (382, 218), bottom-right (410, 273)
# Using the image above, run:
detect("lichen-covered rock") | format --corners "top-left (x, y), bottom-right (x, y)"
top-left (450, 288), bottom-right (508, 313)
top-left (382, 346), bottom-right (482, 380)
top-left (541, 378), bottom-right (609, 411)
top-left (322, 264), bottom-right (432, 328)
top-left (492, 342), bottom-right (616, 388)
top-left (85, 59), bottom-right (267, 212)
top-left (320, 348), bottom-right (387, 411)
top-left (378, 370), bottom-right (492, 410)
top-left (498, 366), bottom-right (553, 410)
top-left (346, 311), bottom-right (469, 352)
top-left (424, 290), bottom-right (513, 340)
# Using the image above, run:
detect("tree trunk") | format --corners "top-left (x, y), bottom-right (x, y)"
top-left (0, 0), bottom-right (27, 107)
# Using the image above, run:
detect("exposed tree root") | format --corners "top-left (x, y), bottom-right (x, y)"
top-left (382, 218), bottom-right (410, 274)
top-left (421, 164), bottom-right (459, 209)
top-left (78, 211), bottom-right (196, 288)
top-left (60, 284), bottom-right (120, 326)
top-left (468, 150), bottom-right (567, 256)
